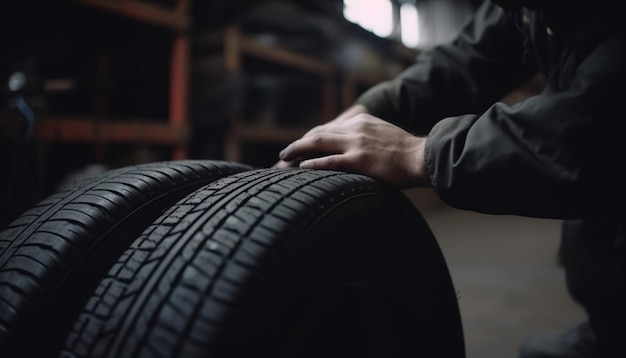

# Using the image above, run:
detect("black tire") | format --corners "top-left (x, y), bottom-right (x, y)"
top-left (0, 160), bottom-right (253, 357)
top-left (62, 168), bottom-right (465, 358)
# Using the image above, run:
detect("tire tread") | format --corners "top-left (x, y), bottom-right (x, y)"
top-left (0, 160), bottom-right (252, 354)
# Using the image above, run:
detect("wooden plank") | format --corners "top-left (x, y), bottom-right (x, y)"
top-left (239, 34), bottom-right (333, 75)
top-left (34, 118), bottom-right (189, 144)
top-left (70, 0), bottom-right (190, 31)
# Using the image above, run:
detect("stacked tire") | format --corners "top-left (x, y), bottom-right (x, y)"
top-left (0, 161), bottom-right (465, 358)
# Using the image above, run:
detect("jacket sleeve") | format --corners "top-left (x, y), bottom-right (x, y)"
top-left (425, 34), bottom-right (626, 219)
top-left (356, 0), bottom-right (538, 135)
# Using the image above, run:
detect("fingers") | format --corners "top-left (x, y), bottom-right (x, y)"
top-left (279, 133), bottom-right (347, 162)
top-left (299, 113), bottom-right (363, 139)
top-left (276, 110), bottom-right (372, 171)
top-left (272, 160), bottom-right (299, 169)
top-left (299, 154), bottom-right (351, 170)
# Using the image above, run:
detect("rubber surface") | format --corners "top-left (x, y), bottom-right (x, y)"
top-left (0, 160), bottom-right (252, 357)
top-left (62, 168), bottom-right (465, 358)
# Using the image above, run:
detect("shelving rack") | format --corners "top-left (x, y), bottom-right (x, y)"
top-left (218, 25), bottom-right (338, 164)
top-left (32, 0), bottom-right (191, 160)
top-left (208, 20), bottom-right (417, 166)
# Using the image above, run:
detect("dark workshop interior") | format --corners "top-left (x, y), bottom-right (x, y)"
top-left (1, 1), bottom-right (586, 357)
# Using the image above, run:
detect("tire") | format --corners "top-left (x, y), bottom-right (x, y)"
top-left (62, 168), bottom-right (465, 358)
top-left (0, 160), bottom-right (253, 357)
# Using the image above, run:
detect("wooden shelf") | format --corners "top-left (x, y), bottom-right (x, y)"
top-left (197, 28), bottom-right (334, 76)
top-left (225, 122), bottom-right (309, 167)
top-left (51, 0), bottom-right (192, 160)
top-left (200, 20), bottom-right (416, 167)
top-left (219, 25), bottom-right (337, 166)
top-left (34, 118), bottom-right (188, 144)
top-left (238, 35), bottom-right (333, 76)
top-left (70, 0), bottom-right (190, 31)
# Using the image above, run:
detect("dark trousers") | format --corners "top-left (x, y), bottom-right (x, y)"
top-left (560, 219), bottom-right (626, 358)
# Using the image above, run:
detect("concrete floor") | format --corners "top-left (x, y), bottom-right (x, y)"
top-left (404, 188), bottom-right (587, 358)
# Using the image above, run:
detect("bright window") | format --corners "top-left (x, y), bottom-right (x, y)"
top-left (400, 3), bottom-right (419, 47)
top-left (343, 0), bottom-right (394, 38)
top-left (343, 0), bottom-right (420, 48)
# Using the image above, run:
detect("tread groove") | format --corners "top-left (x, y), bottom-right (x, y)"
top-left (0, 160), bottom-right (253, 356)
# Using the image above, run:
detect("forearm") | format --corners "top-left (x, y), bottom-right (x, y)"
top-left (426, 69), bottom-right (626, 219)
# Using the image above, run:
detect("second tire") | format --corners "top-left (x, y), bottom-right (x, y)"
top-left (62, 168), bottom-right (465, 358)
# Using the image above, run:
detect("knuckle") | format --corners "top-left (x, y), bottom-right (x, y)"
top-left (354, 120), bottom-right (369, 131)
top-left (312, 133), bottom-right (324, 144)
top-left (353, 133), bottom-right (368, 145)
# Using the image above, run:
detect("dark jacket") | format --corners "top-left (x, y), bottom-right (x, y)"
top-left (357, 0), bottom-right (626, 219)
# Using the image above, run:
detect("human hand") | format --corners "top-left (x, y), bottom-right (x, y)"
top-left (273, 159), bottom-right (300, 169)
top-left (278, 113), bottom-right (431, 189)
top-left (271, 104), bottom-right (369, 169)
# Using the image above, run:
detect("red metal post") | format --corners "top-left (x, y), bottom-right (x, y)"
top-left (169, 0), bottom-right (190, 160)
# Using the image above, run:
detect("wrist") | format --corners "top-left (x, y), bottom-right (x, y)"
top-left (410, 136), bottom-right (432, 187)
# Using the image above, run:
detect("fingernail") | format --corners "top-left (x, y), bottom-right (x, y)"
top-left (299, 160), bottom-right (310, 168)
top-left (279, 146), bottom-right (289, 160)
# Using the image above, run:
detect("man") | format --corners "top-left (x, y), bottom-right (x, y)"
top-left (276, 0), bottom-right (625, 357)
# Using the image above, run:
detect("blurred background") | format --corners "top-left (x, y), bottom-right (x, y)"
top-left (0, 1), bottom-right (584, 357)
top-left (0, 0), bottom-right (487, 226)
